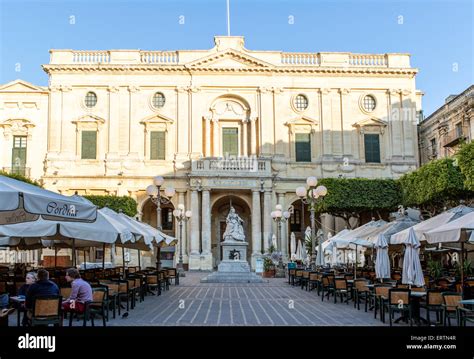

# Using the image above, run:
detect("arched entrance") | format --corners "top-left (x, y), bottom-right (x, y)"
top-left (211, 195), bottom-right (251, 269)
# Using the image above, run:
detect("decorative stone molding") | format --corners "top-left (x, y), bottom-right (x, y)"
top-left (285, 116), bottom-right (319, 134)
top-left (139, 113), bottom-right (174, 132)
top-left (128, 86), bottom-right (140, 93)
top-left (0, 118), bottom-right (36, 140)
top-left (320, 88), bottom-right (331, 95)
top-left (71, 115), bottom-right (106, 131)
top-left (107, 86), bottom-right (120, 93)
top-left (339, 88), bottom-right (351, 95)
top-left (352, 118), bottom-right (388, 135)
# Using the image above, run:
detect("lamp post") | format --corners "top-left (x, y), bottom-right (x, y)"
top-left (295, 176), bottom-right (328, 266)
top-left (173, 204), bottom-right (192, 277)
top-left (271, 205), bottom-right (290, 277)
top-left (146, 176), bottom-right (176, 270)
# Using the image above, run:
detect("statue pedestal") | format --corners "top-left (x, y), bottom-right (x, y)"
top-left (201, 240), bottom-right (265, 283)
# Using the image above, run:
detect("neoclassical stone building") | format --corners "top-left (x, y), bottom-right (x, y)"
top-left (0, 36), bottom-right (422, 270)
top-left (418, 85), bottom-right (473, 165)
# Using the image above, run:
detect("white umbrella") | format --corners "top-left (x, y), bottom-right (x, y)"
top-left (375, 234), bottom-right (391, 280)
top-left (0, 175), bottom-right (97, 222)
top-left (402, 228), bottom-right (424, 287)
top-left (295, 239), bottom-right (304, 260)
top-left (271, 234), bottom-right (277, 250)
top-left (424, 211), bottom-right (474, 244)
top-left (290, 232), bottom-right (296, 258)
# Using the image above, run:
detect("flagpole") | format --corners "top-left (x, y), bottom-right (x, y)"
top-left (227, 0), bottom-right (231, 36)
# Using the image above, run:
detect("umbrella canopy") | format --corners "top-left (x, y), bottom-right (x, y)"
top-left (375, 234), bottom-right (391, 280)
top-left (295, 239), bottom-right (304, 260)
top-left (0, 175), bottom-right (97, 222)
top-left (424, 211), bottom-right (474, 244)
top-left (290, 232), bottom-right (296, 258)
top-left (402, 228), bottom-right (424, 287)
top-left (271, 234), bottom-right (277, 250)
top-left (390, 205), bottom-right (473, 244)
top-left (366, 216), bottom-right (419, 243)
top-left (337, 220), bottom-right (387, 243)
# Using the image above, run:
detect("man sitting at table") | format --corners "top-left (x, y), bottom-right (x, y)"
top-left (25, 269), bottom-right (60, 323)
top-left (62, 268), bottom-right (92, 314)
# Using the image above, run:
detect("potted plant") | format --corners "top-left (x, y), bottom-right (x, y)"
top-left (262, 257), bottom-right (276, 278)
top-left (427, 259), bottom-right (443, 280)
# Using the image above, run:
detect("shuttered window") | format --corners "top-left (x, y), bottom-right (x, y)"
top-left (150, 131), bottom-right (166, 160)
top-left (11, 136), bottom-right (27, 175)
top-left (81, 131), bottom-right (97, 159)
top-left (222, 128), bottom-right (238, 157)
top-left (295, 133), bottom-right (311, 162)
top-left (364, 134), bottom-right (381, 163)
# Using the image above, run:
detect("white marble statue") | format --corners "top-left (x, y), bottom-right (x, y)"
top-left (223, 206), bottom-right (246, 242)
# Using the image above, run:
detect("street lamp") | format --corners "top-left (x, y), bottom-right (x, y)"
top-left (173, 204), bottom-right (191, 277)
top-left (295, 176), bottom-right (328, 266)
top-left (146, 176), bottom-right (176, 270)
top-left (271, 205), bottom-right (291, 277)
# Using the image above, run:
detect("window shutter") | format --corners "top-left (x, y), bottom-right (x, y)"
top-left (150, 131), bottom-right (166, 160)
top-left (81, 131), bottom-right (97, 159)
top-left (364, 134), bottom-right (381, 163)
top-left (222, 128), bottom-right (238, 157)
top-left (295, 133), bottom-right (311, 162)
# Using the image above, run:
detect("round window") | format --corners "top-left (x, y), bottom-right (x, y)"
top-left (84, 92), bottom-right (97, 108)
top-left (363, 95), bottom-right (376, 112)
top-left (294, 94), bottom-right (309, 111)
top-left (152, 92), bottom-right (166, 108)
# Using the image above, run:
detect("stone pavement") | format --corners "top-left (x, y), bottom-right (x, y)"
top-left (100, 272), bottom-right (386, 326)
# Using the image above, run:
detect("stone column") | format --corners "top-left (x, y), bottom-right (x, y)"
top-left (263, 190), bottom-right (272, 252)
top-left (190, 189), bottom-right (200, 258)
top-left (213, 119), bottom-right (220, 156)
top-left (251, 189), bottom-right (262, 269)
top-left (250, 117), bottom-right (257, 156)
top-left (204, 117), bottom-right (211, 157)
top-left (177, 190), bottom-right (188, 264)
top-left (201, 188), bottom-right (212, 270)
top-left (242, 119), bottom-right (248, 156)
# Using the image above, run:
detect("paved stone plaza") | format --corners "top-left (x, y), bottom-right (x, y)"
top-left (101, 273), bottom-right (384, 326)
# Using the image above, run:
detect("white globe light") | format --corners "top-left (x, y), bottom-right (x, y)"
top-left (311, 189), bottom-right (319, 199)
top-left (173, 209), bottom-right (180, 217)
top-left (146, 185), bottom-right (158, 197)
top-left (306, 176), bottom-right (318, 187)
top-left (270, 211), bottom-right (276, 218)
top-left (185, 210), bottom-right (192, 218)
top-left (153, 176), bottom-right (165, 187)
top-left (275, 210), bottom-right (282, 218)
top-left (178, 203), bottom-right (185, 211)
top-left (316, 185), bottom-right (328, 197)
top-left (283, 211), bottom-right (291, 219)
top-left (296, 186), bottom-right (306, 198)
top-left (275, 204), bottom-right (282, 211)
top-left (164, 187), bottom-right (176, 198)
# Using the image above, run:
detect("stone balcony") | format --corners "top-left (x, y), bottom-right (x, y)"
top-left (190, 157), bottom-right (272, 177)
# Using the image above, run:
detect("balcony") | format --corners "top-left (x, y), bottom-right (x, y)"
top-left (2, 167), bottom-right (31, 177)
top-left (191, 157), bottom-right (271, 177)
top-left (441, 126), bottom-right (470, 148)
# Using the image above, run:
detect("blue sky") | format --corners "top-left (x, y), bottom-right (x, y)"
top-left (0, 0), bottom-right (472, 116)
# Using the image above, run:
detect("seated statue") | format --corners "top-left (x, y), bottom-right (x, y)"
top-left (223, 206), bottom-right (246, 242)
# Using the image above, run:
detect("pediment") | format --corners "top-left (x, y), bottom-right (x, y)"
top-left (352, 117), bottom-right (388, 128)
top-left (139, 113), bottom-right (174, 124)
top-left (285, 116), bottom-right (319, 127)
top-left (0, 79), bottom-right (47, 93)
top-left (72, 115), bottom-right (106, 125)
top-left (187, 49), bottom-right (273, 69)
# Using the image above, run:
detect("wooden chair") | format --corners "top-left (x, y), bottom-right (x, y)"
top-left (166, 268), bottom-right (179, 285)
top-left (301, 271), bottom-right (310, 290)
top-left (334, 279), bottom-right (350, 304)
top-left (83, 287), bottom-right (107, 327)
top-left (420, 290), bottom-right (444, 326)
top-left (373, 285), bottom-right (391, 322)
top-left (146, 275), bottom-right (160, 296)
top-left (353, 279), bottom-right (370, 312)
top-left (31, 296), bottom-right (62, 327)
top-left (320, 276), bottom-right (334, 301)
top-left (442, 292), bottom-right (463, 326)
top-left (308, 273), bottom-right (320, 292)
top-left (387, 289), bottom-right (412, 327)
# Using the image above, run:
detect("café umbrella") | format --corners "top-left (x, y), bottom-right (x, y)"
top-left (375, 234), bottom-right (391, 281)
top-left (402, 228), bottom-right (424, 287)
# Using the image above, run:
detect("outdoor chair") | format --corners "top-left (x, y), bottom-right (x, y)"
top-left (387, 288), bottom-right (412, 327)
top-left (294, 270), bottom-right (303, 287)
top-left (301, 271), bottom-right (310, 290)
top-left (308, 273), bottom-right (320, 292)
top-left (103, 283), bottom-right (119, 319)
top-left (288, 269), bottom-right (296, 285)
top-left (353, 279), bottom-right (370, 312)
top-left (373, 284), bottom-right (391, 323)
top-left (60, 287), bottom-right (72, 300)
top-left (146, 275), bottom-right (160, 296)
top-left (83, 287), bottom-right (107, 327)
top-left (167, 268), bottom-right (179, 285)
top-left (457, 306), bottom-right (474, 327)
top-left (31, 295), bottom-right (62, 327)
top-left (334, 279), bottom-right (350, 304)
top-left (320, 276), bottom-right (334, 301)
top-left (442, 292), bottom-right (463, 326)
top-left (420, 290), bottom-right (444, 326)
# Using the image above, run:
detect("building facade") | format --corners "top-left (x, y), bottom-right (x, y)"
top-left (418, 85), bottom-right (473, 165)
top-left (0, 36), bottom-right (422, 270)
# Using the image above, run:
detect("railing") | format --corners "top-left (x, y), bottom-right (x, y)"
top-left (140, 51), bottom-right (179, 64)
top-left (72, 51), bottom-right (110, 63)
top-left (2, 167), bottom-right (31, 177)
top-left (349, 54), bottom-right (387, 67)
top-left (281, 53), bottom-right (320, 65)
top-left (191, 157), bottom-right (271, 175)
top-left (441, 126), bottom-right (470, 148)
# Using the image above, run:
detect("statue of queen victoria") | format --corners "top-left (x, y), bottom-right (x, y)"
top-left (222, 206), bottom-right (246, 242)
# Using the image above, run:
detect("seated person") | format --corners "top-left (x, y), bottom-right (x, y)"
top-left (62, 268), bottom-right (93, 314)
top-left (19, 272), bottom-right (37, 297)
top-left (25, 269), bottom-right (60, 324)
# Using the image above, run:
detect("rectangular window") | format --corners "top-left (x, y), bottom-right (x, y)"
top-left (222, 127), bottom-right (238, 157)
top-left (11, 136), bottom-right (27, 175)
top-left (364, 134), bottom-right (381, 163)
top-left (295, 133), bottom-right (311, 162)
top-left (455, 122), bottom-right (463, 138)
top-left (81, 131), bottom-right (97, 159)
top-left (150, 131), bottom-right (166, 160)
top-left (162, 208), bottom-right (174, 230)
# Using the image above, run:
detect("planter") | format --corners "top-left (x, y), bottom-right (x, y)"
top-left (262, 269), bottom-right (275, 278)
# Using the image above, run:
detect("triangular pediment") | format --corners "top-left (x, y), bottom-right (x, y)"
top-left (285, 116), bottom-right (319, 126)
top-left (0, 79), bottom-right (47, 93)
top-left (140, 113), bottom-right (174, 124)
top-left (352, 117), bottom-right (388, 128)
top-left (187, 49), bottom-right (273, 69)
